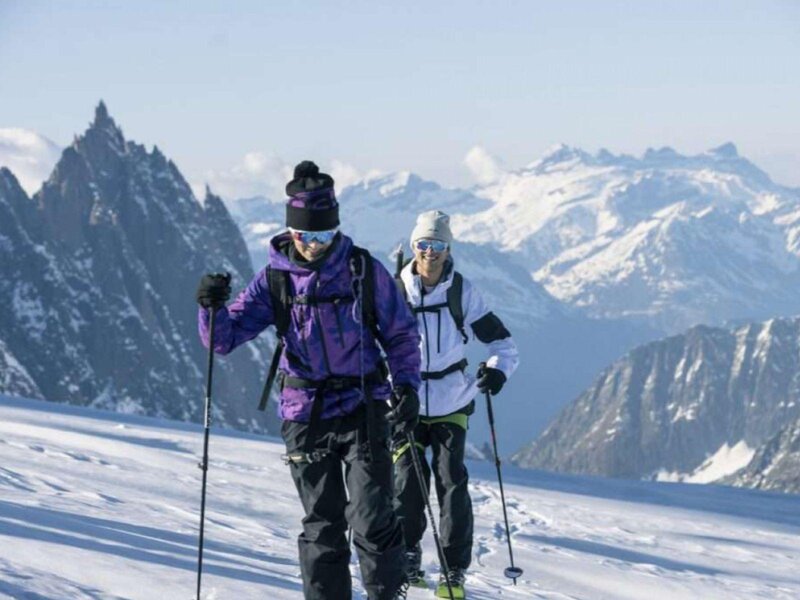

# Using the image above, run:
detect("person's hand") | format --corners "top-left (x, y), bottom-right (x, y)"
top-left (388, 385), bottom-right (419, 436)
top-left (196, 272), bottom-right (232, 309)
top-left (476, 365), bottom-right (506, 395)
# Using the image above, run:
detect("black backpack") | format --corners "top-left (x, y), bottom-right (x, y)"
top-left (257, 246), bottom-right (378, 411)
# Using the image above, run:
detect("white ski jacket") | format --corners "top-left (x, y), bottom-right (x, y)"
top-left (400, 259), bottom-right (519, 418)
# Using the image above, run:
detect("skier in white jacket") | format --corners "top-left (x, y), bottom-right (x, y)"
top-left (392, 210), bottom-right (519, 598)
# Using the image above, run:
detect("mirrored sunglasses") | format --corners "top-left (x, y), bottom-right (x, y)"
top-left (413, 239), bottom-right (449, 253)
top-left (290, 229), bottom-right (337, 245)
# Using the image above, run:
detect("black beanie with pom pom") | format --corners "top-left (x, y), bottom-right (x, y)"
top-left (285, 161), bottom-right (339, 231)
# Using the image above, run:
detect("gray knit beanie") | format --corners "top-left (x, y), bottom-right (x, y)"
top-left (410, 210), bottom-right (453, 246)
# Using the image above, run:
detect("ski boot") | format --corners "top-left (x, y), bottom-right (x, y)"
top-left (435, 567), bottom-right (466, 599)
top-left (405, 543), bottom-right (428, 588)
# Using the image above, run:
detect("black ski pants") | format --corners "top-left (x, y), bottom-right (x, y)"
top-left (392, 403), bottom-right (474, 570)
top-left (281, 404), bottom-right (405, 600)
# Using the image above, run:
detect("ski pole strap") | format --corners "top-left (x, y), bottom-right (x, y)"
top-left (258, 337), bottom-right (285, 411)
top-left (421, 358), bottom-right (468, 381)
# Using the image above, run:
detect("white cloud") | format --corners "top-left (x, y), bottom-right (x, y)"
top-left (199, 153), bottom-right (376, 203)
top-left (0, 128), bottom-right (62, 195)
top-left (464, 145), bottom-right (505, 185)
top-left (200, 151), bottom-right (292, 203)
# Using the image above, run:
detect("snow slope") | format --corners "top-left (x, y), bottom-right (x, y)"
top-left (1, 395), bottom-right (799, 600)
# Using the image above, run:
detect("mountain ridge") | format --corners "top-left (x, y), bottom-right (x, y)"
top-left (0, 103), bottom-right (279, 433)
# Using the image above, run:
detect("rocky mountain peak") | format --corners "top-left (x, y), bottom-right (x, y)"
top-left (79, 100), bottom-right (126, 160)
top-left (535, 144), bottom-right (593, 170)
top-left (514, 315), bottom-right (800, 492)
top-left (0, 104), bottom-right (278, 435)
top-left (708, 142), bottom-right (739, 159)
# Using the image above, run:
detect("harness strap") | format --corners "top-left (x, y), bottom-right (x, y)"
top-left (421, 358), bottom-right (468, 381)
top-left (392, 411), bottom-right (470, 463)
top-left (421, 412), bottom-right (469, 430)
top-left (392, 440), bottom-right (426, 464)
top-left (281, 368), bottom-right (388, 461)
top-left (258, 338), bottom-right (285, 411)
top-left (281, 369), bottom-right (386, 391)
top-left (412, 302), bottom-right (449, 313)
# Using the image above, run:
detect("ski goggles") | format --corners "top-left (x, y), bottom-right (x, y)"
top-left (290, 228), bottom-right (338, 245)
top-left (413, 239), bottom-right (449, 253)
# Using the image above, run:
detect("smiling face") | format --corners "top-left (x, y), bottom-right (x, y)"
top-left (412, 238), bottom-right (450, 280)
top-left (290, 229), bottom-right (337, 261)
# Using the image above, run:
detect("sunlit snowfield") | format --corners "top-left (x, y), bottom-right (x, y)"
top-left (1, 394), bottom-right (798, 600)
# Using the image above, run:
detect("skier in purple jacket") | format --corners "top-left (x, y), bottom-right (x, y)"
top-left (196, 161), bottom-right (421, 600)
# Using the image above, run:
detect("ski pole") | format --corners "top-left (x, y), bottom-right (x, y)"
top-left (405, 431), bottom-right (455, 600)
top-left (395, 246), bottom-right (404, 279)
top-left (196, 307), bottom-right (217, 600)
top-left (480, 362), bottom-right (523, 585)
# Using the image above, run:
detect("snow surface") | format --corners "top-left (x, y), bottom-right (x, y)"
top-left (1, 395), bottom-right (799, 600)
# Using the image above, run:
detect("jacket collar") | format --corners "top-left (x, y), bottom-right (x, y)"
top-left (401, 256), bottom-right (455, 305)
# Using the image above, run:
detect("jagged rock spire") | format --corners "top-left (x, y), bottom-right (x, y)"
top-left (95, 100), bottom-right (109, 123)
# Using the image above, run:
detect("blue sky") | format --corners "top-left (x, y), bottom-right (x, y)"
top-left (1, 0), bottom-right (798, 197)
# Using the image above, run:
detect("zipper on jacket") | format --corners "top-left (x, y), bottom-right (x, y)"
top-left (436, 310), bottom-right (442, 353)
top-left (299, 308), bottom-right (311, 360)
top-left (333, 299), bottom-right (345, 347)
top-left (420, 288), bottom-right (431, 417)
top-left (313, 277), bottom-right (333, 375)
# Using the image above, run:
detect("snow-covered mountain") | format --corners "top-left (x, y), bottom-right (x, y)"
top-left (0, 128), bottom-right (62, 195)
top-left (3, 393), bottom-right (800, 600)
top-left (513, 316), bottom-right (800, 493)
top-left (0, 103), bottom-right (278, 433)
top-left (455, 143), bottom-right (800, 333)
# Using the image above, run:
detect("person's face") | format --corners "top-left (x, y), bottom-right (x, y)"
top-left (412, 238), bottom-right (450, 270)
top-left (290, 229), bottom-right (337, 261)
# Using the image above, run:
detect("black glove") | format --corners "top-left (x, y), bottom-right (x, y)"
top-left (387, 385), bottom-right (419, 435)
top-left (196, 272), bottom-right (232, 309)
top-left (476, 365), bottom-right (506, 395)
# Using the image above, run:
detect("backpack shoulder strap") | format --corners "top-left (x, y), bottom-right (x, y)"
top-left (258, 266), bottom-right (291, 411)
top-left (267, 265), bottom-right (291, 336)
top-left (447, 271), bottom-right (468, 344)
top-left (394, 250), bottom-right (411, 304)
top-left (350, 245), bottom-right (380, 337)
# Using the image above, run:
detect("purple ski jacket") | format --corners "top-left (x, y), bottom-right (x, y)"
top-left (198, 232), bottom-right (421, 422)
